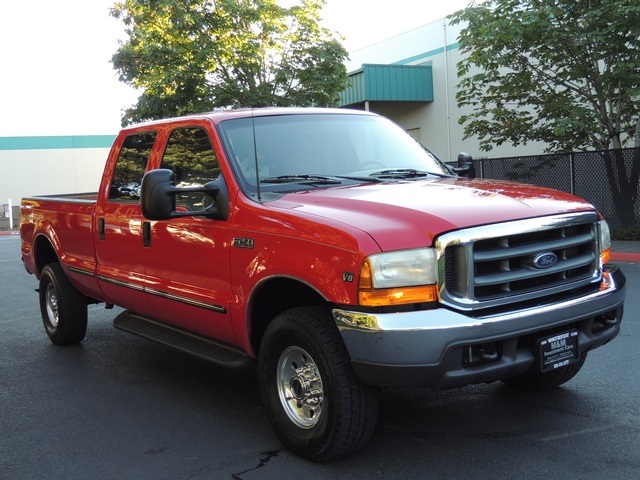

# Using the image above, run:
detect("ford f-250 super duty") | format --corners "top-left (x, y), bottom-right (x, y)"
top-left (20, 108), bottom-right (626, 461)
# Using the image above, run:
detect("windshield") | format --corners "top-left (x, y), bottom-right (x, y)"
top-left (217, 113), bottom-right (453, 195)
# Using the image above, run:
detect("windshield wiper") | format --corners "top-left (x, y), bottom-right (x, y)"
top-left (260, 174), bottom-right (343, 186)
top-left (370, 169), bottom-right (454, 179)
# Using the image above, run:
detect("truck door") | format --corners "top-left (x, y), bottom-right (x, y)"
top-left (143, 126), bottom-right (234, 344)
top-left (94, 131), bottom-right (156, 315)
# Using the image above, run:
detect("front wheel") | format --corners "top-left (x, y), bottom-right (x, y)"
top-left (39, 263), bottom-right (88, 345)
top-left (502, 352), bottom-right (587, 391)
top-left (258, 306), bottom-right (379, 462)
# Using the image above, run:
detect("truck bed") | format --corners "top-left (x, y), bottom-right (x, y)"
top-left (20, 193), bottom-right (98, 284)
top-left (22, 192), bottom-right (99, 203)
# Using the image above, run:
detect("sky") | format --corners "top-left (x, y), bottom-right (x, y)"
top-left (0, 0), bottom-right (472, 137)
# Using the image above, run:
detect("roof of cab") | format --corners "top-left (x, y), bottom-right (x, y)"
top-left (122, 107), bottom-right (377, 132)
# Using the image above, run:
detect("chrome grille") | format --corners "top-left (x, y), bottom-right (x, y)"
top-left (437, 212), bottom-right (603, 311)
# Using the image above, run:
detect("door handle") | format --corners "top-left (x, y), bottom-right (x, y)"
top-left (143, 221), bottom-right (152, 247)
top-left (98, 218), bottom-right (105, 240)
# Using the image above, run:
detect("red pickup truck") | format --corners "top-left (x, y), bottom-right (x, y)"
top-left (20, 108), bottom-right (626, 461)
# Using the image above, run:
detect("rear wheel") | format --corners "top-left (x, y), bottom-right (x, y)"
top-left (258, 306), bottom-right (379, 462)
top-left (502, 353), bottom-right (587, 391)
top-left (39, 263), bottom-right (87, 345)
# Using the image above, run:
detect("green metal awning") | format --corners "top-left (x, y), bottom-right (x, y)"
top-left (339, 64), bottom-right (434, 107)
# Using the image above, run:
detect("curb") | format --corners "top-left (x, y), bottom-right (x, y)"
top-left (611, 252), bottom-right (640, 263)
top-left (0, 230), bottom-right (19, 236)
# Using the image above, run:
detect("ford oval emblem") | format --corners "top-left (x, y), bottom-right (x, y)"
top-left (532, 252), bottom-right (558, 269)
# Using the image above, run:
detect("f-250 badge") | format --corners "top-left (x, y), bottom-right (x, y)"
top-left (233, 237), bottom-right (254, 249)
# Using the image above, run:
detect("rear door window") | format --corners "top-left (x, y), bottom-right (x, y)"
top-left (109, 132), bottom-right (157, 202)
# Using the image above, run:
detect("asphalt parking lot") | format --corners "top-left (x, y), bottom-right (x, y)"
top-left (1, 234), bottom-right (639, 480)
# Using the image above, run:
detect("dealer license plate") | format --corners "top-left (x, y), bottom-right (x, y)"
top-left (538, 330), bottom-right (579, 373)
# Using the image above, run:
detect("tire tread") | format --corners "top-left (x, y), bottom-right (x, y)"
top-left (39, 263), bottom-right (87, 345)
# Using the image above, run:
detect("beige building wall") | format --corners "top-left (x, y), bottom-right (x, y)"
top-left (345, 18), bottom-right (547, 163)
top-left (0, 140), bottom-right (112, 207)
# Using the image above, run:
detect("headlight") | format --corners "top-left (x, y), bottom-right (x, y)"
top-left (599, 220), bottom-right (611, 265)
top-left (358, 248), bottom-right (438, 306)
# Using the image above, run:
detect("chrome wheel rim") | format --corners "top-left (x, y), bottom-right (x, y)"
top-left (276, 346), bottom-right (324, 429)
top-left (45, 283), bottom-right (59, 328)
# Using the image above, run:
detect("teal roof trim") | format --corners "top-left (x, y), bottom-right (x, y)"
top-left (0, 135), bottom-right (116, 151)
top-left (340, 64), bottom-right (434, 107)
top-left (392, 42), bottom-right (459, 66)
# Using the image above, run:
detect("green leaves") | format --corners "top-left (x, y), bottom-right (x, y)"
top-left (451, 0), bottom-right (640, 152)
top-left (111, 0), bottom-right (348, 125)
top-left (111, 0), bottom-right (218, 123)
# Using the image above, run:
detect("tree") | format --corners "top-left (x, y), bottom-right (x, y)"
top-left (451, 0), bottom-right (640, 153)
top-left (451, 0), bottom-right (640, 228)
top-left (111, 0), bottom-right (348, 125)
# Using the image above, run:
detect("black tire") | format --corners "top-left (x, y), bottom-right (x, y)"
top-left (39, 263), bottom-right (88, 345)
top-left (258, 306), bottom-right (379, 462)
top-left (502, 352), bottom-right (587, 391)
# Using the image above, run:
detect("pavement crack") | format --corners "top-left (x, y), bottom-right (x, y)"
top-left (231, 449), bottom-right (283, 479)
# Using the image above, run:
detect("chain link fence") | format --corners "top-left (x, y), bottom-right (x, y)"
top-left (471, 147), bottom-right (640, 232)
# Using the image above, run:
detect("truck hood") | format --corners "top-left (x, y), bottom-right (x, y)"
top-left (273, 178), bottom-right (595, 251)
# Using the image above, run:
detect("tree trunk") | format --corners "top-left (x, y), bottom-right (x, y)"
top-left (602, 148), bottom-right (640, 229)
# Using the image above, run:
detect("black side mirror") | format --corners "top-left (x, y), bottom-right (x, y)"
top-left (141, 169), bottom-right (228, 221)
top-left (141, 169), bottom-right (177, 220)
top-left (454, 152), bottom-right (476, 179)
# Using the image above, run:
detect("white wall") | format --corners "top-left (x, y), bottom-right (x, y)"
top-left (0, 143), bottom-right (111, 206)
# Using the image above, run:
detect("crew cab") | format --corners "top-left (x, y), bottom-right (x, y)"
top-left (20, 108), bottom-right (626, 461)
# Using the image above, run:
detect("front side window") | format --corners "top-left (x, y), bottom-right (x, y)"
top-left (160, 127), bottom-right (220, 211)
top-left (109, 131), bottom-right (157, 201)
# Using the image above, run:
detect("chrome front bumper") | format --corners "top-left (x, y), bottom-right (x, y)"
top-left (333, 265), bottom-right (626, 389)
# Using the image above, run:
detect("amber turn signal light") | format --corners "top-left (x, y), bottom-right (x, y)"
top-left (358, 285), bottom-right (438, 307)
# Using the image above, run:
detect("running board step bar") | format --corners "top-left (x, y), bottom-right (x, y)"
top-left (113, 311), bottom-right (252, 368)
